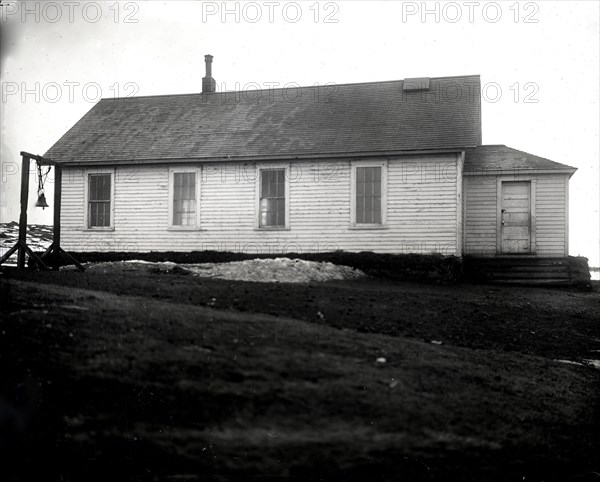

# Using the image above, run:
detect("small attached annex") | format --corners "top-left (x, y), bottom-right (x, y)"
top-left (464, 145), bottom-right (576, 258)
top-left (43, 55), bottom-right (576, 261)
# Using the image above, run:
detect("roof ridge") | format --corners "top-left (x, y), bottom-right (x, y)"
top-left (98, 74), bottom-right (482, 101)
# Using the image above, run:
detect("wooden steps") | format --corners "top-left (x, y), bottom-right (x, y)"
top-left (463, 256), bottom-right (592, 288)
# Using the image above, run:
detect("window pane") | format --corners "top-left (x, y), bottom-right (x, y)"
top-left (374, 196), bottom-right (381, 212)
top-left (89, 203), bottom-right (97, 227)
top-left (98, 206), bottom-right (105, 227)
top-left (356, 198), bottom-right (364, 224)
top-left (276, 170), bottom-right (285, 197)
top-left (100, 175), bottom-right (105, 200)
top-left (173, 210), bottom-right (182, 225)
top-left (261, 170), bottom-right (268, 197)
top-left (89, 174), bottom-right (111, 201)
top-left (356, 181), bottom-right (365, 196)
top-left (276, 169), bottom-right (284, 184)
top-left (373, 206), bottom-right (381, 224)
top-left (259, 198), bottom-right (268, 226)
top-left (89, 176), bottom-right (97, 200)
top-left (268, 199), bottom-right (276, 226)
top-left (373, 181), bottom-right (381, 195)
top-left (89, 201), bottom-right (110, 227)
top-left (276, 198), bottom-right (285, 226)
top-left (275, 176), bottom-right (281, 197)
top-left (103, 176), bottom-right (111, 201)
top-left (357, 167), bottom-right (365, 182)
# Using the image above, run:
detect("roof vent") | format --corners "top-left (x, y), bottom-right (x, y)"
top-left (202, 54), bottom-right (216, 93)
top-left (403, 77), bottom-right (430, 91)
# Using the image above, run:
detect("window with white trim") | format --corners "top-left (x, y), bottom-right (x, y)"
top-left (88, 173), bottom-right (112, 228)
top-left (350, 162), bottom-right (387, 228)
top-left (169, 168), bottom-right (200, 229)
top-left (259, 168), bottom-right (286, 228)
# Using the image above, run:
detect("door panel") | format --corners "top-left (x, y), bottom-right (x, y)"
top-left (505, 212), bottom-right (529, 224)
top-left (501, 181), bottom-right (531, 253)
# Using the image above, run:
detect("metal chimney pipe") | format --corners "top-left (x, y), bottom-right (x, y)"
top-left (205, 54), bottom-right (213, 76)
top-left (202, 54), bottom-right (216, 93)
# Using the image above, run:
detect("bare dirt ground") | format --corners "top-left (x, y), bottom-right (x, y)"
top-left (1, 264), bottom-right (599, 481)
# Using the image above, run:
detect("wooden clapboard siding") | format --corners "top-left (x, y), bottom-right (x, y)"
top-left (386, 156), bottom-right (458, 254)
top-left (464, 176), bottom-right (497, 256)
top-left (60, 154), bottom-right (461, 255)
top-left (464, 173), bottom-right (569, 257)
top-left (535, 174), bottom-right (567, 256)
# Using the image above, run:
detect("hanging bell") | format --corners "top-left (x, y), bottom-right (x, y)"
top-left (36, 192), bottom-right (49, 209)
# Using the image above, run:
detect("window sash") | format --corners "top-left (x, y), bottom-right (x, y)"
top-left (172, 172), bottom-right (197, 226)
top-left (88, 174), bottom-right (111, 227)
top-left (259, 169), bottom-right (286, 227)
top-left (355, 166), bottom-right (382, 224)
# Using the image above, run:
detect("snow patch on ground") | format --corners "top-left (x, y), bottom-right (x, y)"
top-left (555, 359), bottom-right (600, 370)
top-left (70, 258), bottom-right (365, 283)
top-left (123, 259), bottom-right (177, 266)
top-left (182, 258), bottom-right (365, 283)
top-left (582, 359), bottom-right (600, 369)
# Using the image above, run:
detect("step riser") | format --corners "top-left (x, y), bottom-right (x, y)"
top-left (470, 262), bottom-right (570, 267)
top-left (463, 257), bottom-right (592, 288)
top-left (490, 279), bottom-right (573, 286)
top-left (491, 272), bottom-right (570, 279)
top-left (486, 266), bottom-right (569, 274)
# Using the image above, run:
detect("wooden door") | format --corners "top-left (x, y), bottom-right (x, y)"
top-left (500, 181), bottom-right (531, 254)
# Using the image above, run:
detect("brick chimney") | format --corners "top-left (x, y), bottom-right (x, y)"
top-left (202, 54), bottom-right (216, 93)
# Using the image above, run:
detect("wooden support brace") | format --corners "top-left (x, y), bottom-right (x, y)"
top-left (58, 247), bottom-right (85, 272)
top-left (0, 243), bottom-right (19, 266)
top-left (20, 241), bottom-right (49, 270)
top-left (17, 155), bottom-right (30, 269)
top-left (41, 243), bottom-right (54, 259)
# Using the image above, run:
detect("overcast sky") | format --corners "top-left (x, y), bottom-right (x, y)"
top-left (1, 0), bottom-right (598, 265)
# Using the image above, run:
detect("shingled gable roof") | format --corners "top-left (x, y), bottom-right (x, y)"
top-left (44, 75), bottom-right (482, 165)
top-left (464, 145), bottom-right (577, 176)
